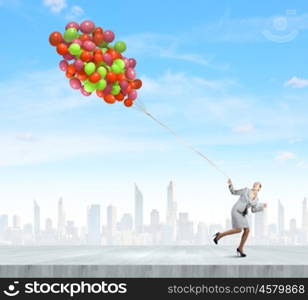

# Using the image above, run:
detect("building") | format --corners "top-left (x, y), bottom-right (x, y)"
top-left (134, 184), bottom-right (143, 233)
top-left (107, 205), bottom-right (117, 244)
top-left (278, 199), bottom-right (285, 236)
top-left (33, 200), bottom-right (40, 240)
top-left (166, 181), bottom-right (177, 241)
top-left (176, 212), bottom-right (194, 243)
top-left (118, 213), bottom-right (133, 231)
top-left (57, 197), bottom-right (66, 237)
top-left (87, 204), bottom-right (101, 245)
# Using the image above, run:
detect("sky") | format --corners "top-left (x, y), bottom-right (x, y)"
top-left (0, 0), bottom-right (308, 229)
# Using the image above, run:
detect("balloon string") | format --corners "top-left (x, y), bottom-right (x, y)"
top-left (136, 103), bottom-right (230, 179)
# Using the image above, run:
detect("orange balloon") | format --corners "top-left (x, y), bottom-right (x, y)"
top-left (133, 79), bottom-right (142, 89)
top-left (77, 70), bottom-right (88, 81)
top-left (115, 92), bottom-right (124, 101)
top-left (65, 71), bottom-right (74, 78)
top-left (124, 98), bottom-right (133, 107)
top-left (96, 90), bottom-right (104, 98)
top-left (89, 72), bottom-right (101, 83)
top-left (80, 51), bottom-right (93, 62)
top-left (106, 72), bottom-right (117, 82)
top-left (117, 73), bottom-right (126, 81)
top-left (126, 85), bottom-right (132, 94)
top-left (49, 32), bottom-right (63, 46)
top-left (56, 43), bottom-right (68, 55)
top-left (93, 33), bottom-right (104, 46)
top-left (107, 49), bottom-right (121, 60)
top-left (93, 53), bottom-right (104, 64)
top-left (94, 27), bottom-right (103, 35)
top-left (80, 34), bottom-right (92, 42)
top-left (67, 64), bottom-right (76, 74)
top-left (104, 94), bottom-right (116, 104)
top-left (94, 49), bottom-right (103, 55)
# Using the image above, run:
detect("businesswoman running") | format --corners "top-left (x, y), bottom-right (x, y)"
top-left (213, 179), bottom-right (267, 257)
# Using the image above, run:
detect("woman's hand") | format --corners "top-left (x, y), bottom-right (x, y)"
top-left (227, 178), bottom-right (232, 185)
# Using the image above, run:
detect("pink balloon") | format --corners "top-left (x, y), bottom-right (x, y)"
top-left (59, 60), bottom-right (68, 71)
top-left (70, 78), bottom-right (81, 90)
top-left (103, 83), bottom-right (112, 95)
top-left (72, 39), bottom-right (82, 46)
top-left (128, 58), bottom-right (137, 68)
top-left (125, 68), bottom-right (136, 80)
top-left (103, 30), bottom-right (115, 43)
top-left (63, 53), bottom-right (74, 60)
top-left (74, 59), bottom-right (84, 71)
top-left (80, 87), bottom-right (91, 96)
top-left (80, 20), bottom-right (95, 34)
top-left (119, 80), bottom-right (129, 91)
top-left (123, 57), bottom-right (130, 68)
top-left (82, 40), bottom-right (96, 51)
top-left (65, 21), bottom-right (79, 30)
top-left (128, 90), bottom-right (137, 100)
top-left (103, 53), bottom-right (113, 66)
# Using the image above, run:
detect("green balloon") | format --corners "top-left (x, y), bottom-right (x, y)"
top-left (64, 28), bottom-right (78, 42)
top-left (98, 41), bottom-right (108, 48)
top-left (114, 59), bottom-right (125, 69)
top-left (84, 62), bottom-right (96, 75)
top-left (84, 80), bottom-right (97, 93)
top-left (111, 85), bottom-right (121, 95)
top-left (68, 43), bottom-right (81, 55)
top-left (96, 79), bottom-right (107, 90)
top-left (97, 66), bottom-right (107, 78)
top-left (114, 41), bottom-right (127, 53)
top-left (111, 63), bottom-right (123, 74)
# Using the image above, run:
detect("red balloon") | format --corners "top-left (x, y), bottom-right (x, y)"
top-left (93, 53), bottom-right (104, 65)
top-left (89, 72), bottom-right (101, 83)
top-left (67, 64), bottom-right (76, 74)
top-left (93, 33), bottom-right (104, 46)
top-left (124, 98), bottom-right (133, 107)
top-left (94, 27), bottom-right (103, 34)
top-left (107, 48), bottom-right (121, 60)
top-left (80, 51), bottom-right (93, 62)
top-left (133, 79), bottom-right (142, 89)
top-left (80, 34), bottom-right (92, 42)
top-left (106, 72), bottom-right (117, 82)
top-left (96, 90), bottom-right (104, 98)
top-left (56, 43), bottom-right (68, 55)
top-left (115, 92), bottom-right (124, 101)
top-left (77, 70), bottom-right (88, 81)
top-left (117, 73), bottom-right (126, 81)
top-left (65, 71), bottom-right (74, 78)
top-left (49, 32), bottom-right (63, 46)
top-left (104, 94), bottom-right (116, 104)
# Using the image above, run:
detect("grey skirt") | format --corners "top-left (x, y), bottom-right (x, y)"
top-left (231, 207), bottom-right (249, 229)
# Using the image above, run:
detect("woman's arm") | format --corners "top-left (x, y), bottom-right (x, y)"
top-left (251, 202), bottom-right (266, 213)
top-left (228, 179), bottom-right (245, 195)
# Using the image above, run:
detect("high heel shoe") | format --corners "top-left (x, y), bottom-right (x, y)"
top-left (236, 248), bottom-right (247, 257)
top-left (213, 232), bottom-right (220, 245)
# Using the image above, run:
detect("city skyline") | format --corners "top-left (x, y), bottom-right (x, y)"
top-left (0, 181), bottom-right (307, 246)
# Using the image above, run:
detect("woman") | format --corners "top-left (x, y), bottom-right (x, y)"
top-left (213, 179), bottom-right (267, 257)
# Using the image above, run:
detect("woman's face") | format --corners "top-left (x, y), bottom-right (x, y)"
top-left (252, 182), bottom-right (262, 192)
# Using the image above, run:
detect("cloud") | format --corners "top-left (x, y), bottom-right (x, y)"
top-left (284, 76), bottom-right (308, 88)
top-left (233, 124), bottom-right (255, 133)
top-left (276, 151), bottom-right (295, 161)
top-left (65, 5), bottom-right (84, 20)
top-left (124, 33), bottom-right (228, 70)
top-left (296, 160), bottom-right (308, 169)
top-left (43, 0), bottom-right (66, 13)
top-left (0, 132), bottom-right (172, 167)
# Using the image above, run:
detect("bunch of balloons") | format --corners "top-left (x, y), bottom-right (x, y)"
top-left (49, 20), bottom-right (142, 107)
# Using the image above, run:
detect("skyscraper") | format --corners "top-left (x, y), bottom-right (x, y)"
top-left (107, 205), bottom-right (117, 244)
top-left (13, 215), bottom-right (21, 229)
top-left (118, 213), bottom-right (133, 231)
top-left (254, 209), bottom-right (267, 240)
top-left (176, 212), bottom-right (194, 243)
top-left (166, 181), bottom-right (177, 240)
top-left (57, 197), bottom-right (66, 237)
top-left (134, 184), bottom-right (143, 233)
top-left (302, 198), bottom-right (308, 232)
top-left (33, 200), bottom-right (40, 239)
top-left (87, 204), bottom-right (101, 245)
top-left (278, 199), bottom-right (285, 236)
top-left (0, 215), bottom-right (8, 240)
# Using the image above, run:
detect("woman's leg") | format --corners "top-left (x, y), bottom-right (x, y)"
top-left (238, 228), bottom-right (250, 251)
top-left (217, 228), bottom-right (242, 240)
